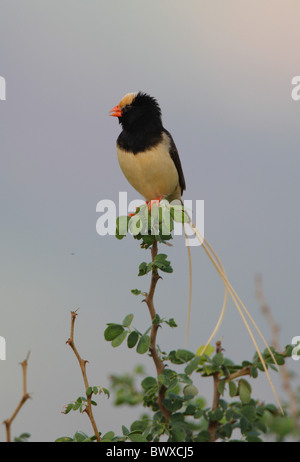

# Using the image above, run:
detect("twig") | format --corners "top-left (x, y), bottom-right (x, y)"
top-left (255, 275), bottom-right (299, 425)
top-left (66, 310), bottom-right (101, 442)
top-left (3, 352), bottom-right (31, 442)
top-left (144, 238), bottom-right (171, 423)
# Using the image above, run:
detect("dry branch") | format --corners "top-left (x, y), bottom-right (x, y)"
top-left (66, 310), bottom-right (100, 441)
top-left (3, 352), bottom-right (31, 442)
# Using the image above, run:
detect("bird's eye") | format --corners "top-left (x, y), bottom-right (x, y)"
top-left (122, 104), bottom-right (132, 113)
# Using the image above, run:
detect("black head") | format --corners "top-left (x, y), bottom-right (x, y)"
top-left (113, 92), bottom-right (163, 133)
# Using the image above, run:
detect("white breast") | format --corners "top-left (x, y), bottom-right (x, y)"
top-left (117, 132), bottom-right (180, 202)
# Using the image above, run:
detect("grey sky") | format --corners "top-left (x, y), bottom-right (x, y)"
top-left (0, 1), bottom-right (299, 441)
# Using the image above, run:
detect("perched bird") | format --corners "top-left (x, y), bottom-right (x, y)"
top-left (110, 92), bottom-right (185, 205)
top-left (110, 91), bottom-right (283, 412)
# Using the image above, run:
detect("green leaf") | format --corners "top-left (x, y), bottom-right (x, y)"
top-left (196, 344), bottom-right (214, 357)
top-left (175, 349), bottom-right (195, 363)
top-left (111, 330), bottom-right (127, 347)
top-left (242, 405), bottom-right (256, 422)
top-left (64, 403), bottom-right (73, 414)
top-left (183, 384), bottom-right (198, 398)
top-left (128, 433), bottom-right (148, 442)
top-left (116, 216), bottom-right (130, 239)
top-left (104, 324), bottom-right (124, 341)
top-left (170, 425), bottom-right (186, 442)
top-left (239, 379), bottom-right (252, 404)
top-left (223, 423), bottom-right (233, 438)
top-left (122, 425), bottom-right (129, 436)
top-left (165, 318), bottom-right (177, 328)
top-left (73, 431), bottom-right (90, 442)
top-left (86, 387), bottom-right (93, 397)
top-left (55, 436), bottom-right (74, 442)
top-left (228, 380), bottom-right (238, 397)
top-left (93, 386), bottom-right (98, 395)
top-left (210, 408), bottom-right (223, 421)
top-left (127, 331), bottom-right (139, 348)
top-left (212, 353), bottom-right (224, 367)
top-left (194, 431), bottom-right (210, 442)
top-left (218, 380), bottom-right (226, 396)
top-left (136, 334), bottom-right (151, 354)
top-left (185, 404), bottom-right (196, 415)
top-left (250, 365), bottom-right (258, 378)
top-left (141, 376), bottom-right (157, 390)
top-left (101, 431), bottom-right (115, 442)
top-left (131, 289), bottom-right (141, 296)
top-left (152, 314), bottom-right (161, 324)
top-left (184, 356), bottom-right (201, 375)
top-left (102, 387), bottom-right (110, 399)
top-left (138, 262), bottom-right (151, 276)
top-left (122, 313), bottom-right (134, 327)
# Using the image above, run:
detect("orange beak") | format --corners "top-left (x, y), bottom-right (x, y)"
top-left (109, 105), bottom-right (122, 117)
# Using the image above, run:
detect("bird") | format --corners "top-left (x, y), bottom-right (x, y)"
top-left (109, 92), bottom-right (185, 206)
top-left (110, 91), bottom-right (283, 413)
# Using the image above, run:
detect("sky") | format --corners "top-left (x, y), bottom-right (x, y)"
top-left (0, 0), bottom-right (300, 442)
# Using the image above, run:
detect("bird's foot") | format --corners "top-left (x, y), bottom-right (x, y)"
top-left (146, 196), bottom-right (163, 212)
top-left (128, 206), bottom-right (139, 217)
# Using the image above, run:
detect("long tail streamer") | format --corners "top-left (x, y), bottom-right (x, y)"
top-left (184, 219), bottom-right (283, 414)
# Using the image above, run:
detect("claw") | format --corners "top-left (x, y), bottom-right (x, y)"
top-left (147, 196), bottom-right (163, 212)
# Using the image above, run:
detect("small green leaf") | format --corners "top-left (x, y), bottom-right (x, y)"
top-left (228, 381), bottom-right (238, 397)
top-left (111, 330), bottom-right (127, 347)
top-left (102, 387), bottom-right (110, 399)
top-left (141, 376), bottom-right (157, 390)
top-left (239, 379), bottom-right (252, 404)
top-left (183, 384), bottom-right (198, 398)
top-left (210, 408), bottom-right (223, 421)
top-left (138, 262), bottom-right (151, 276)
top-left (86, 387), bottom-right (93, 397)
top-left (101, 431), bottom-right (115, 442)
top-left (171, 425), bottom-right (186, 442)
top-left (184, 356), bottom-right (201, 375)
top-left (116, 216), bottom-right (130, 239)
top-left (196, 344), bottom-right (214, 357)
top-left (122, 425), bottom-right (129, 436)
top-left (104, 324), bottom-right (124, 341)
top-left (55, 436), bottom-right (74, 442)
top-left (212, 353), bottom-right (224, 367)
top-left (127, 331), bottom-right (139, 348)
top-left (128, 433), bottom-right (148, 442)
top-left (136, 334), bottom-right (151, 354)
top-left (152, 314), bottom-right (161, 324)
top-left (175, 349), bottom-right (195, 363)
top-left (242, 405), bottom-right (256, 421)
top-left (64, 403), bottom-right (73, 414)
top-left (250, 365), bottom-right (258, 378)
top-left (73, 402), bottom-right (80, 411)
top-left (165, 318), bottom-right (177, 328)
top-left (218, 380), bottom-right (226, 396)
top-left (131, 289), bottom-right (141, 296)
top-left (93, 386), bottom-right (98, 395)
top-left (122, 313), bottom-right (134, 327)
top-left (73, 431), bottom-right (89, 442)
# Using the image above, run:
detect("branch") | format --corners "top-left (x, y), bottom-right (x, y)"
top-left (144, 238), bottom-right (171, 423)
top-left (3, 352), bottom-right (31, 442)
top-left (66, 310), bottom-right (101, 442)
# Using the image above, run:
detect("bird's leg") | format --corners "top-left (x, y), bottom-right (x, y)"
top-left (146, 196), bottom-right (163, 212)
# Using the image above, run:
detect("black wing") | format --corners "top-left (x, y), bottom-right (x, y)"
top-left (163, 128), bottom-right (186, 195)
